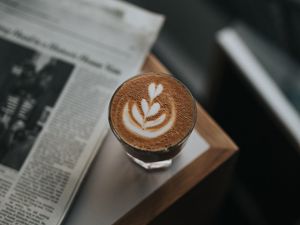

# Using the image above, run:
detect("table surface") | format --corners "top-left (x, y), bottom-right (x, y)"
top-left (63, 55), bottom-right (238, 225)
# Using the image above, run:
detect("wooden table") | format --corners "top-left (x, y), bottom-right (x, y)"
top-left (63, 55), bottom-right (238, 225)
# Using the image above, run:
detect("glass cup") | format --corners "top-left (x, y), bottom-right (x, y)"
top-left (108, 73), bottom-right (197, 170)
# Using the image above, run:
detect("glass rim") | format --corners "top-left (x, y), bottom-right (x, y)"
top-left (108, 72), bottom-right (197, 152)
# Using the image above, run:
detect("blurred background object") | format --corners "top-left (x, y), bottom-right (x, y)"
top-left (126, 0), bottom-right (300, 224)
top-left (212, 25), bottom-right (300, 225)
top-left (127, 0), bottom-right (300, 106)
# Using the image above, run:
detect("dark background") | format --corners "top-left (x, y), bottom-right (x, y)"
top-left (127, 0), bottom-right (300, 104)
top-left (125, 1), bottom-right (300, 225)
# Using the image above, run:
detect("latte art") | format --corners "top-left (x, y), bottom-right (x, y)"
top-left (109, 73), bottom-right (196, 151)
top-left (123, 83), bottom-right (176, 138)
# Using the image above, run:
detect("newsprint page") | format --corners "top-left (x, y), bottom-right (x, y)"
top-left (0, 0), bottom-right (163, 224)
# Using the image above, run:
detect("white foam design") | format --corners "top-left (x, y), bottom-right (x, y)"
top-left (144, 114), bottom-right (166, 128)
top-left (122, 83), bottom-right (176, 138)
top-left (123, 103), bottom-right (175, 138)
top-left (148, 83), bottom-right (163, 101)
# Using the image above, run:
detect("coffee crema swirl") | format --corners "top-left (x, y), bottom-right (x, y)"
top-left (109, 73), bottom-right (196, 151)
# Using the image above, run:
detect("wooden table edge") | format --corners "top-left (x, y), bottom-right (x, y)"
top-left (114, 55), bottom-right (238, 225)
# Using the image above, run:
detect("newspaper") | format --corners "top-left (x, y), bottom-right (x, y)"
top-left (0, 0), bottom-right (163, 224)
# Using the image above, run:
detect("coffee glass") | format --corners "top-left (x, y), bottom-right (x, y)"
top-left (108, 72), bottom-right (196, 170)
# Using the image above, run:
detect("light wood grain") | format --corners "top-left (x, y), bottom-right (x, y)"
top-left (115, 55), bottom-right (238, 225)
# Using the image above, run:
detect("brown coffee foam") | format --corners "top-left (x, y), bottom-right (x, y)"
top-left (110, 73), bottom-right (195, 151)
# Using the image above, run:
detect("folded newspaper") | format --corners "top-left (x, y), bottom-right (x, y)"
top-left (0, 0), bottom-right (163, 224)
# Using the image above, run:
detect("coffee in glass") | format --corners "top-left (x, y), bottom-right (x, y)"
top-left (109, 72), bottom-right (196, 169)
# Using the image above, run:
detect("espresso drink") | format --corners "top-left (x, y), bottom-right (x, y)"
top-left (109, 72), bottom-right (196, 164)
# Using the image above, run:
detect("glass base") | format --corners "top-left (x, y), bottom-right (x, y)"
top-left (126, 153), bottom-right (172, 170)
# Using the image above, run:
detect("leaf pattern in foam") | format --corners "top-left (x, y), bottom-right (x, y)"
top-left (145, 114), bottom-right (166, 128)
top-left (132, 103), bottom-right (143, 126)
top-left (154, 84), bottom-right (163, 98)
top-left (125, 82), bottom-right (172, 133)
top-left (147, 102), bottom-right (160, 117)
top-left (148, 83), bottom-right (156, 101)
top-left (141, 99), bottom-right (149, 116)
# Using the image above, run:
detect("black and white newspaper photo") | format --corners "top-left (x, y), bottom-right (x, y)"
top-left (0, 0), bottom-right (163, 224)
top-left (0, 37), bottom-right (73, 171)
